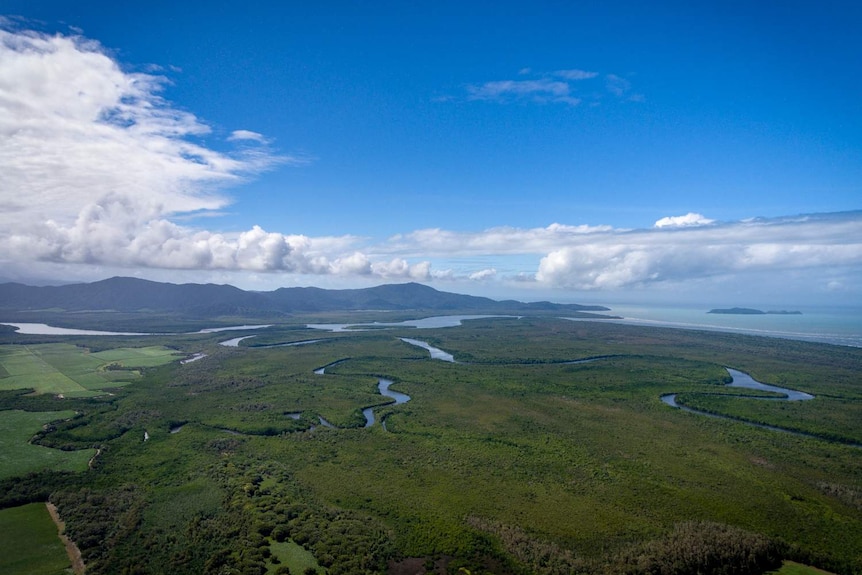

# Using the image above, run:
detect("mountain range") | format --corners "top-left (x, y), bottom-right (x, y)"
top-left (0, 277), bottom-right (610, 317)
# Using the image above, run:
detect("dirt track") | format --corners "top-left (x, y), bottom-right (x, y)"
top-left (46, 502), bottom-right (85, 575)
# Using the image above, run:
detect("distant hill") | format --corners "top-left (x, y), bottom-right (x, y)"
top-left (0, 277), bottom-right (611, 317)
top-left (708, 307), bottom-right (802, 315)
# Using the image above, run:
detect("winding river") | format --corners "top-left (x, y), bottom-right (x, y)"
top-left (656, 367), bottom-right (856, 445)
top-left (661, 367), bottom-right (814, 409)
top-left (214, 332), bottom-right (844, 444)
top-left (361, 379), bottom-right (412, 428)
top-left (314, 364), bottom-right (412, 428)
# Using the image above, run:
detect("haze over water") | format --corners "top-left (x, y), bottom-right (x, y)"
top-left (597, 304), bottom-right (862, 348)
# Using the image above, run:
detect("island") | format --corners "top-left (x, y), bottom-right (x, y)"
top-left (708, 307), bottom-right (802, 315)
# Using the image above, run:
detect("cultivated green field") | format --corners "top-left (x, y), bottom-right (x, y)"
top-left (0, 344), bottom-right (182, 396)
top-left (0, 316), bottom-right (860, 575)
top-left (770, 561), bottom-right (838, 575)
top-left (0, 409), bottom-right (93, 479)
top-left (0, 503), bottom-right (70, 575)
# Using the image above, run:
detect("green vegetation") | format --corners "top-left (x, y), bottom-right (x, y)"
top-left (0, 343), bottom-right (182, 396)
top-left (0, 409), bottom-right (93, 479)
top-left (0, 316), bottom-right (860, 574)
top-left (770, 561), bottom-right (837, 575)
top-left (268, 539), bottom-right (325, 574)
top-left (0, 503), bottom-right (70, 575)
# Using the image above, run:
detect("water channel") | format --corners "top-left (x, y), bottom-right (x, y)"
top-left (656, 367), bottom-right (859, 445)
top-left (211, 334), bottom-right (840, 443)
top-left (313, 365), bottom-right (412, 429)
top-left (660, 367), bottom-right (814, 409)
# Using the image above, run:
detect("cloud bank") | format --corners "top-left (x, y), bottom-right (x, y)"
top-left (1, 26), bottom-right (858, 302)
top-left (382, 213), bottom-right (862, 290)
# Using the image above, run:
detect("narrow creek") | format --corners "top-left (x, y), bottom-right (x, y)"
top-left (314, 365), bottom-right (412, 429)
top-left (308, 336), bottom-right (453, 430)
top-left (361, 379), bottom-right (412, 428)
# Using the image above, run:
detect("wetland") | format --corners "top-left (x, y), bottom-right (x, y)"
top-left (0, 314), bottom-right (860, 575)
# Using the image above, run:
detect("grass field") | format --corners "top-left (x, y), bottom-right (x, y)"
top-left (268, 539), bottom-right (324, 574)
top-left (771, 561), bottom-right (837, 574)
top-left (0, 410), bottom-right (94, 479)
top-left (0, 344), bottom-right (182, 396)
top-left (0, 503), bottom-right (70, 575)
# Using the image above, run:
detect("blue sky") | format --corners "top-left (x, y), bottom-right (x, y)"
top-left (0, 1), bottom-right (860, 305)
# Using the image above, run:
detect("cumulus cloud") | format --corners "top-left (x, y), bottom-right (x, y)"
top-left (0, 27), bottom-right (295, 233)
top-left (654, 213), bottom-right (715, 228)
top-left (1, 27), bottom-right (858, 299)
top-left (370, 259), bottom-right (432, 280)
top-left (0, 26), bottom-right (443, 282)
top-left (469, 268), bottom-right (497, 281)
top-left (368, 213), bottom-right (862, 292)
top-left (535, 213), bottom-right (862, 290)
top-left (0, 28), bottom-right (348, 272)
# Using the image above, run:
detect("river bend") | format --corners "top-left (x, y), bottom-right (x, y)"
top-left (217, 333), bottom-right (839, 445)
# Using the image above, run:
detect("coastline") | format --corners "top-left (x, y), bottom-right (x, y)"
top-left (590, 304), bottom-right (862, 348)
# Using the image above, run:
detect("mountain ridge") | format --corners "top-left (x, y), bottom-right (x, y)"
top-left (0, 277), bottom-right (610, 317)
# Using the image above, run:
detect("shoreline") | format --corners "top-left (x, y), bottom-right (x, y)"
top-left (573, 304), bottom-right (862, 348)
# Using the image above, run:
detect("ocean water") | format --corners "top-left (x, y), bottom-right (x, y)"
top-left (591, 304), bottom-right (862, 348)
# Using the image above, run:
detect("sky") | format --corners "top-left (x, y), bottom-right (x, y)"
top-left (0, 1), bottom-right (860, 306)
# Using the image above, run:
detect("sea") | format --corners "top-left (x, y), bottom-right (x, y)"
top-left (588, 304), bottom-right (862, 348)
top-left (3, 308), bottom-right (860, 348)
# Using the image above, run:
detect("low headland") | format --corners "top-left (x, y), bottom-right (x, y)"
top-left (708, 307), bottom-right (802, 315)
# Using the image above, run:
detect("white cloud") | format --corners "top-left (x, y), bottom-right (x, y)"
top-left (0, 26), bottom-right (289, 232)
top-left (0, 27), bottom-right (351, 276)
top-left (535, 213), bottom-right (862, 290)
top-left (1, 27), bottom-right (858, 302)
top-left (370, 259), bottom-right (432, 280)
top-left (387, 223), bottom-right (613, 256)
top-left (469, 268), bottom-right (497, 281)
top-left (464, 68), bottom-right (636, 107)
top-left (554, 69), bottom-right (598, 80)
top-left (370, 213), bottom-right (861, 296)
top-left (467, 78), bottom-right (577, 104)
top-left (654, 213), bottom-right (715, 228)
top-left (228, 129), bottom-right (268, 143)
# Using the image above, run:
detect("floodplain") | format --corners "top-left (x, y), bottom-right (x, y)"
top-left (0, 314), bottom-right (860, 575)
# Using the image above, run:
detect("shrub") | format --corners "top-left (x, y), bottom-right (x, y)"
top-left (612, 521), bottom-right (783, 575)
